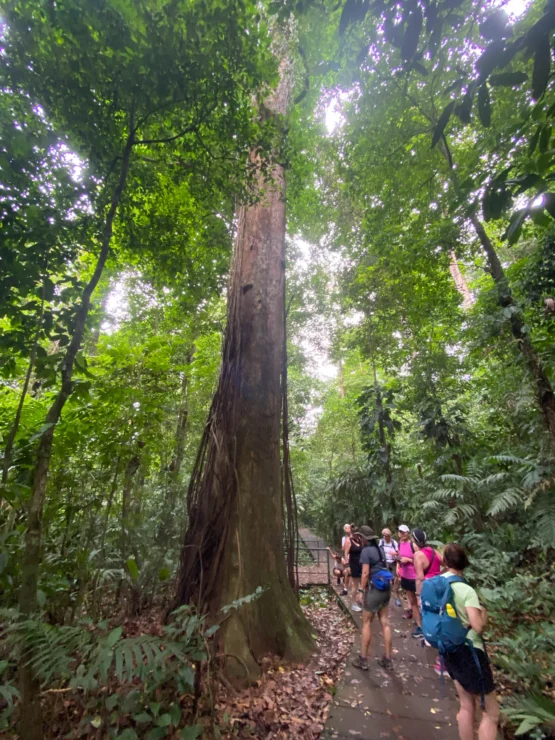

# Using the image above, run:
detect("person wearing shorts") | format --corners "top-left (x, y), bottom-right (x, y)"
top-left (397, 524), bottom-right (422, 636)
top-left (441, 543), bottom-right (499, 740)
top-left (351, 526), bottom-right (393, 671)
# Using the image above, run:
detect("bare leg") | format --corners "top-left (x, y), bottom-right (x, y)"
top-left (350, 577), bottom-right (360, 600)
top-left (407, 590), bottom-right (421, 626)
top-left (378, 607), bottom-right (392, 659)
top-left (454, 680), bottom-right (476, 740)
top-left (360, 610), bottom-right (374, 659)
top-left (478, 692), bottom-right (500, 740)
top-left (344, 568), bottom-right (351, 591)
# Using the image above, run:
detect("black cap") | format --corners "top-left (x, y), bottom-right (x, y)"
top-left (412, 528), bottom-right (427, 546)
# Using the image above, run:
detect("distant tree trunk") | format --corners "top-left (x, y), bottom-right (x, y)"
top-left (157, 357), bottom-right (192, 546)
top-left (120, 452), bottom-right (141, 615)
top-left (449, 251), bottom-right (473, 309)
top-left (171, 59), bottom-right (314, 680)
top-left (18, 123), bottom-right (134, 740)
top-left (338, 359), bottom-right (345, 398)
top-left (470, 214), bottom-right (555, 445)
top-left (2, 276), bottom-right (46, 484)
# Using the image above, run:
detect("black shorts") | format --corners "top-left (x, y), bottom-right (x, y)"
top-left (400, 576), bottom-right (416, 593)
top-left (350, 562), bottom-right (362, 579)
top-left (443, 644), bottom-right (495, 695)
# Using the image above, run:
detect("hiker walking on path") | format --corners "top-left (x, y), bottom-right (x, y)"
top-left (341, 524), bottom-right (352, 595)
top-left (345, 528), bottom-right (364, 612)
top-left (351, 525), bottom-right (393, 671)
top-left (422, 543), bottom-right (499, 740)
top-left (413, 528), bottom-right (443, 596)
top-left (380, 527), bottom-right (401, 606)
top-left (397, 524), bottom-right (422, 637)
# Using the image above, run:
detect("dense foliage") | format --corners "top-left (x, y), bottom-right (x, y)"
top-left (1, 0), bottom-right (554, 737)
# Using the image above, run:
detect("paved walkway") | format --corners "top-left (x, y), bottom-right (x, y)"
top-left (299, 529), bottom-right (460, 740)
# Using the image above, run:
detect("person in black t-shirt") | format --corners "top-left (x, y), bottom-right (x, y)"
top-left (352, 525), bottom-right (393, 671)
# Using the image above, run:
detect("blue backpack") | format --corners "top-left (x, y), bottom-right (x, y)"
top-left (421, 574), bottom-right (470, 653)
top-left (370, 545), bottom-right (394, 591)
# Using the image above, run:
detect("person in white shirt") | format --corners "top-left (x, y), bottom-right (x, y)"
top-left (380, 528), bottom-right (401, 606)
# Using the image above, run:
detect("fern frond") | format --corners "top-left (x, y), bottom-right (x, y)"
top-left (487, 488), bottom-right (523, 517)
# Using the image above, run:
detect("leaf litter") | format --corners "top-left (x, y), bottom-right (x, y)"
top-left (215, 587), bottom-right (355, 738)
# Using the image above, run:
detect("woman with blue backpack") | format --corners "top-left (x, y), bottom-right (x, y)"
top-left (351, 525), bottom-right (394, 671)
top-left (421, 543), bottom-right (499, 740)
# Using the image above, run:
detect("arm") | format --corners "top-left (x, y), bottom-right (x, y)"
top-left (360, 563), bottom-right (370, 592)
top-left (414, 551), bottom-right (426, 596)
top-left (343, 538), bottom-right (351, 565)
top-left (466, 606), bottom-right (488, 634)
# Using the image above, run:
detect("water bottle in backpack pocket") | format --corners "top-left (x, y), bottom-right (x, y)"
top-left (421, 574), bottom-right (470, 652)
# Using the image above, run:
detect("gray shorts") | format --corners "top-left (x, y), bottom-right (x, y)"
top-left (363, 586), bottom-right (391, 613)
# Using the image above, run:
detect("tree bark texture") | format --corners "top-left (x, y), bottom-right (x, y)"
top-left (470, 214), bottom-right (555, 445)
top-left (172, 60), bottom-right (314, 680)
top-left (18, 125), bottom-right (134, 740)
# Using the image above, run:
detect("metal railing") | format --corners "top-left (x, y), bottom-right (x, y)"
top-left (289, 538), bottom-right (333, 588)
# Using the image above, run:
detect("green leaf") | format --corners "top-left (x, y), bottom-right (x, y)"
top-left (145, 728), bottom-right (167, 740)
top-left (515, 716), bottom-right (540, 736)
top-left (0, 552), bottom-right (9, 574)
top-left (532, 34), bottom-right (551, 99)
top-left (539, 125), bottom-right (552, 153)
top-left (107, 627), bottom-right (123, 648)
top-left (489, 72), bottom-right (528, 87)
top-left (158, 566), bottom-right (171, 582)
top-left (91, 716), bottom-right (102, 729)
top-left (339, 0), bottom-right (370, 36)
top-left (117, 730), bottom-right (139, 740)
top-left (126, 558), bottom-right (139, 583)
top-left (156, 714), bottom-right (172, 728)
top-left (504, 209), bottom-right (527, 245)
top-left (0, 660), bottom-right (9, 675)
top-left (29, 422), bottom-right (55, 443)
top-left (132, 713), bottom-right (152, 724)
top-left (543, 192), bottom-right (555, 218)
top-left (180, 726), bottom-right (202, 740)
top-left (169, 704), bottom-right (181, 727)
top-left (478, 84), bottom-right (491, 128)
top-left (36, 590), bottom-right (46, 608)
top-left (401, 6), bottom-right (423, 62)
top-left (431, 101), bottom-right (455, 148)
top-left (479, 10), bottom-right (510, 41)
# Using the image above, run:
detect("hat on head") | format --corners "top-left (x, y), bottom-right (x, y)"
top-left (358, 525), bottom-right (377, 541)
top-left (412, 528), bottom-right (427, 546)
top-left (398, 524), bottom-right (410, 533)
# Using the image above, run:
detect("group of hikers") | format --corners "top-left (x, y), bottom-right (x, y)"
top-left (329, 523), bottom-right (499, 740)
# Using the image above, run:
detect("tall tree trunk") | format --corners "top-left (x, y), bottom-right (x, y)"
top-left (171, 59), bottom-right (314, 680)
top-left (2, 276), bottom-right (46, 484)
top-left (470, 214), bottom-right (555, 444)
top-left (18, 123), bottom-right (134, 740)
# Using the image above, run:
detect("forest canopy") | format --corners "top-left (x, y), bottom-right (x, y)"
top-left (0, 0), bottom-right (554, 737)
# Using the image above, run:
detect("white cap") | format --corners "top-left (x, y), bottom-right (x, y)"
top-left (398, 524), bottom-right (410, 533)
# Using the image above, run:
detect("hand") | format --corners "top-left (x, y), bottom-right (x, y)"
top-left (400, 557), bottom-right (412, 564)
top-left (357, 591), bottom-right (363, 604)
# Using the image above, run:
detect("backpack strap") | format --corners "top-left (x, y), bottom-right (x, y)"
top-left (424, 548), bottom-right (436, 575)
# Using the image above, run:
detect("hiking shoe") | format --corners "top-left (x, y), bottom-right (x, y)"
top-left (395, 598), bottom-right (402, 607)
top-left (352, 655), bottom-right (368, 671)
top-left (411, 626), bottom-right (423, 638)
top-left (402, 609), bottom-right (413, 619)
top-left (351, 603), bottom-right (362, 612)
top-left (341, 588), bottom-right (348, 596)
top-left (434, 659), bottom-right (451, 678)
top-left (377, 656), bottom-right (393, 670)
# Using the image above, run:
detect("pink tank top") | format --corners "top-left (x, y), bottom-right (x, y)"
top-left (399, 540), bottom-right (416, 579)
top-left (422, 547), bottom-right (441, 578)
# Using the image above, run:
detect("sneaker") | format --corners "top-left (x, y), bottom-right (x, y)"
top-left (411, 627), bottom-right (423, 638)
top-left (351, 603), bottom-right (362, 612)
top-left (402, 609), bottom-right (413, 619)
top-left (434, 659), bottom-right (451, 678)
top-left (341, 588), bottom-right (348, 596)
top-left (352, 655), bottom-right (368, 671)
top-left (395, 598), bottom-right (402, 607)
top-left (377, 656), bottom-right (393, 670)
